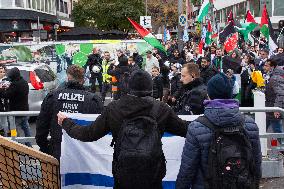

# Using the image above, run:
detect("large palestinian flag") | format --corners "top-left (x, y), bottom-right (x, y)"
top-left (260, 4), bottom-right (277, 51)
top-left (236, 10), bottom-right (258, 42)
top-left (128, 18), bottom-right (166, 53)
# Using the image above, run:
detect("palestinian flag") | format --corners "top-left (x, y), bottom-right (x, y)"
top-left (199, 39), bottom-right (205, 55)
top-left (197, 0), bottom-right (210, 23)
top-left (224, 33), bottom-right (238, 53)
top-left (219, 21), bottom-right (236, 43)
top-left (127, 18), bottom-right (166, 53)
top-left (236, 10), bottom-right (258, 42)
top-left (211, 33), bottom-right (219, 43)
top-left (205, 21), bottom-right (212, 45)
top-left (244, 10), bottom-right (258, 34)
top-left (260, 4), bottom-right (278, 51)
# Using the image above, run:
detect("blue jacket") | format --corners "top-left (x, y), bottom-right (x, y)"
top-left (176, 99), bottom-right (262, 189)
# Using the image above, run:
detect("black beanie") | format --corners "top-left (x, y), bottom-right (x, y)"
top-left (207, 73), bottom-right (233, 100)
top-left (7, 67), bottom-right (21, 81)
top-left (128, 70), bottom-right (153, 97)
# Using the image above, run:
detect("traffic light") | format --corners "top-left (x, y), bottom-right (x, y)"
top-left (279, 20), bottom-right (284, 30)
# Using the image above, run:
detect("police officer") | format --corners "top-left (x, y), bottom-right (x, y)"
top-left (36, 65), bottom-right (103, 160)
top-left (86, 48), bottom-right (103, 93)
top-left (101, 51), bottom-right (113, 102)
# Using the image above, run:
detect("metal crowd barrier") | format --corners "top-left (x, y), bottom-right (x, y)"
top-left (0, 107), bottom-right (284, 154)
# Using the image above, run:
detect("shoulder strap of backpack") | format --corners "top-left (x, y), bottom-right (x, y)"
top-left (195, 116), bottom-right (216, 131)
top-left (196, 116), bottom-right (245, 133)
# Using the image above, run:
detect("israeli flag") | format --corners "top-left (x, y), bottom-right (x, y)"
top-left (60, 113), bottom-right (196, 189)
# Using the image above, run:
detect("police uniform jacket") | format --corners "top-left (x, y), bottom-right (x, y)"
top-left (36, 81), bottom-right (103, 160)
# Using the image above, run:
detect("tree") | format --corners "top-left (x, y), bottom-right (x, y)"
top-left (191, 0), bottom-right (202, 6)
top-left (72, 0), bottom-right (145, 31)
top-left (147, 0), bottom-right (180, 31)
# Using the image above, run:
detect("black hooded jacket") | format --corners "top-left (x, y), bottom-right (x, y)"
top-left (174, 78), bottom-right (208, 115)
top-left (107, 58), bottom-right (131, 95)
top-left (0, 67), bottom-right (29, 111)
top-left (200, 65), bottom-right (219, 85)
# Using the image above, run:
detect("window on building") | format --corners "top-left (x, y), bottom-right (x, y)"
top-left (0, 0), bottom-right (13, 8)
top-left (49, 0), bottom-right (52, 13)
top-left (56, 0), bottom-right (59, 11)
top-left (40, 0), bottom-right (44, 11)
top-left (236, 2), bottom-right (246, 19)
top-left (15, 0), bottom-right (24, 7)
top-left (260, 0), bottom-right (272, 16)
top-left (215, 10), bottom-right (220, 23)
top-left (50, 0), bottom-right (55, 14)
top-left (45, 0), bottom-right (48, 12)
top-left (32, 0), bottom-right (37, 9)
top-left (37, 0), bottom-right (41, 10)
top-left (64, 1), bottom-right (68, 14)
top-left (60, 0), bottom-right (64, 12)
top-left (27, 0), bottom-right (31, 8)
top-left (250, 0), bottom-right (260, 17)
top-left (221, 9), bottom-right (224, 23)
top-left (274, 0), bottom-right (284, 16)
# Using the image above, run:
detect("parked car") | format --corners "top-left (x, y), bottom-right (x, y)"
top-left (5, 62), bottom-right (58, 111)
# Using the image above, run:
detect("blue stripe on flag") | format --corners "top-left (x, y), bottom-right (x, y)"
top-left (72, 119), bottom-right (175, 137)
top-left (64, 173), bottom-right (113, 187)
top-left (73, 119), bottom-right (91, 126)
top-left (63, 173), bottom-right (175, 188)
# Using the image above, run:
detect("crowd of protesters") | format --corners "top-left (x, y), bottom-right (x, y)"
top-left (0, 35), bottom-right (281, 188)
top-left (56, 38), bottom-right (266, 188)
top-left (83, 38), bottom-right (284, 115)
top-left (80, 38), bottom-right (284, 147)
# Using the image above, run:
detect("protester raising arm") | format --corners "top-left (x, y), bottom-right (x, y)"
top-left (58, 108), bottom-right (110, 142)
top-left (58, 99), bottom-right (188, 141)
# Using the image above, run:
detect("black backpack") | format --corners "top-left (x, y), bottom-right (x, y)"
top-left (196, 116), bottom-right (257, 189)
top-left (112, 104), bottom-right (166, 189)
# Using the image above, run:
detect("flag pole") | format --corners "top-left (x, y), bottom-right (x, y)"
top-left (220, 57), bottom-right (223, 73)
top-left (145, 0), bottom-right (148, 16)
top-left (178, 0), bottom-right (183, 52)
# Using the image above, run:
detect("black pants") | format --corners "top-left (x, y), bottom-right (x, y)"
top-left (113, 91), bottom-right (121, 100)
top-left (90, 74), bottom-right (103, 93)
top-left (101, 83), bottom-right (112, 101)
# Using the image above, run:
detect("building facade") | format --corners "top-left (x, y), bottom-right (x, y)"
top-left (56, 0), bottom-right (74, 28)
top-left (188, 0), bottom-right (284, 31)
top-left (0, 0), bottom-right (75, 42)
top-left (213, 0), bottom-right (284, 29)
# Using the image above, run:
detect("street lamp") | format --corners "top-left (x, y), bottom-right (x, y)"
top-left (145, 0), bottom-right (148, 16)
